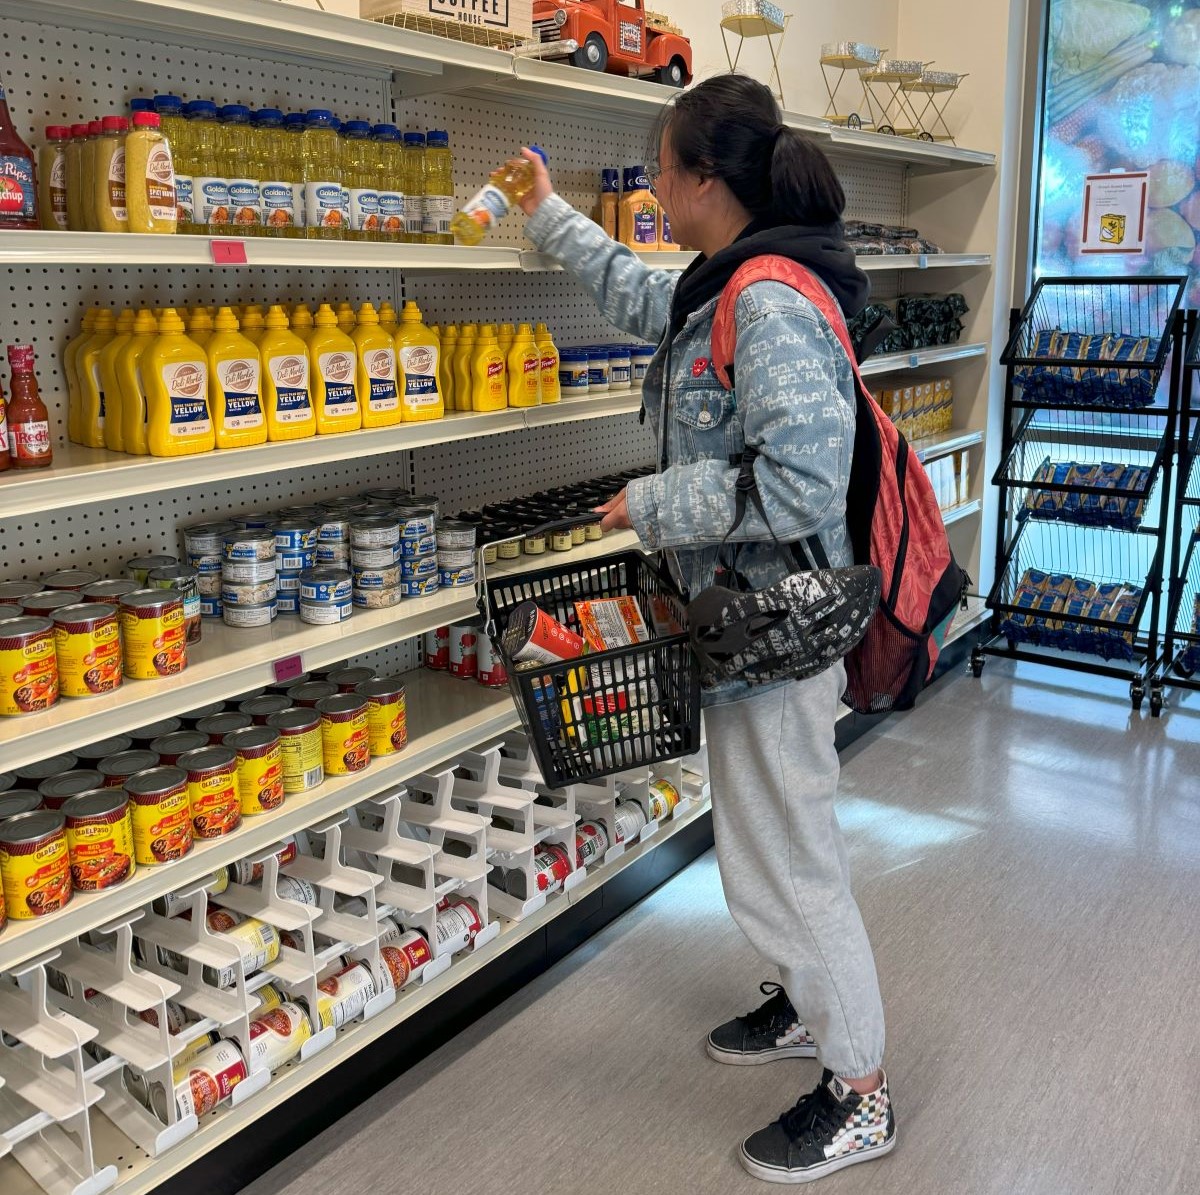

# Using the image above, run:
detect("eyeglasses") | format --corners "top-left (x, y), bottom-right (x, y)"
top-left (646, 163), bottom-right (683, 191)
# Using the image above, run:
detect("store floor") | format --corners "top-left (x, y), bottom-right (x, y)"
top-left (245, 660), bottom-right (1200, 1195)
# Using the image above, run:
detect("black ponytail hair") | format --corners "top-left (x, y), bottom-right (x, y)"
top-left (651, 74), bottom-right (846, 229)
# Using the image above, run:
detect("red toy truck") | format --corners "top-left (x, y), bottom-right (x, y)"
top-left (530, 0), bottom-right (693, 87)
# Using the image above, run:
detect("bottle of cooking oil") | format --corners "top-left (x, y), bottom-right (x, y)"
top-left (99, 309), bottom-right (135, 452)
top-left (401, 131), bottom-right (425, 245)
top-left (143, 308), bottom-right (214, 457)
top-left (188, 100), bottom-right (229, 231)
top-left (220, 105), bottom-right (259, 235)
top-left (118, 309), bottom-right (159, 455)
top-left (309, 303), bottom-right (361, 435)
top-left (208, 307), bottom-right (266, 449)
top-left (450, 146), bottom-right (546, 245)
top-left (342, 120), bottom-right (379, 241)
top-left (80, 120), bottom-right (102, 232)
top-left (471, 324), bottom-right (506, 412)
top-left (284, 113), bottom-right (308, 238)
top-left (453, 323), bottom-right (477, 413)
top-left (290, 303), bottom-right (315, 343)
top-left (353, 302), bottom-right (401, 428)
top-left (255, 108), bottom-right (295, 237)
top-left (302, 110), bottom-right (347, 239)
top-left (261, 305), bottom-right (315, 440)
top-left (535, 322), bottom-right (560, 404)
top-left (64, 308), bottom-right (98, 441)
top-left (439, 324), bottom-right (457, 410)
top-left (78, 307), bottom-right (117, 448)
top-left (506, 323), bottom-right (542, 408)
top-left (153, 95), bottom-right (190, 229)
top-left (393, 300), bottom-right (443, 422)
top-left (370, 124), bottom-right (402, 245)
top-left (422, 130), bottom-right (453, 245)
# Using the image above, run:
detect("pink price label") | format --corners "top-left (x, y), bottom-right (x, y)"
top-left (273, 654), bottom-right (304, 684)
top-left (211, 239), bottom-right (248, 265)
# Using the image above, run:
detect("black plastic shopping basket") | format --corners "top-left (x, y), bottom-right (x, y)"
top-left (482, 545), bottom-right (702, 787)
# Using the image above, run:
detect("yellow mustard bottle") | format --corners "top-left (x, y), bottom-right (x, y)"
top-left (241, 305), bottom-right (267, 346)
top-left (393, 299), bottom-right (444, 422)
top-left (471, 324), bottom-right (507, 413)
top-left (309, 303), bottom-right (361, 435)
top-left (99, 308), bottom-right (136, 452)
top-left (506, 322), bottom-right (542, 408)
top-left (453, 323), bottom-right (477, 414)
top-left (143, 308), bottom-right (214, 457)
top-left (497, 322), bottom-right (515, 358)
top-left (78, 307), bottom-right (117, 449)
top-left (94, 115), bottom-right (130, 234)
top-left (64, 308), bottom-right (98, 443)
top-left (290, 303), bottom-right (315, 344)
top-left (336, 302), bottom-right (357, 335)
top-left (353, 302), bottom-right (402, 429)
top-left (187, 307), bottom-right (214, 349)
top-left (378, 301), bottom-right (398, 332)
top-left (535, 322), bottom-right (561, 404)
top-left (262, 304), bottom-right (315, 441)
top-left (117, 309), bottom-right (159, 455)
top-left (208, 307), bottom-right (267, 449)
top-left (439, 324), bottom-right (458, 411)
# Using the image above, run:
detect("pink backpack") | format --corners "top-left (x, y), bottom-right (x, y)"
top-left (710, 255), bottom-right (969, 713)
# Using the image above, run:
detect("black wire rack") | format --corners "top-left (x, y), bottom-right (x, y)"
top-left (976, 277), bottom-right (1186, 711)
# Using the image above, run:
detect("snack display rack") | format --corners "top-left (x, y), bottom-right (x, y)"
top-left (974, 277), bottom-right (1187, 711)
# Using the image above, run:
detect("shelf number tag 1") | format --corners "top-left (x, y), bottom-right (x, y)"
top-left (273, 654), bottom-right (304, 684)
top-left (211, 239), bottom-right (248, 265)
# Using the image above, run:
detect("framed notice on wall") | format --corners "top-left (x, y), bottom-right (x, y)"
top-left (1080, 172), bottom-right (1148, 255)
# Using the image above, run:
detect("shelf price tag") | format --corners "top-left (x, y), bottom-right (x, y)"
top-left (211, 239), bottom-right (248, 265)
top-left (273, 654), bottom-right (304, 684)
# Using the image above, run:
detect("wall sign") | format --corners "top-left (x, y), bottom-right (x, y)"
top-left (1080, 172), bottom-right (1148, 255)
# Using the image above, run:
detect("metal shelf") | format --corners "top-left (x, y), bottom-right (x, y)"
top-left (0, 529), bottom-right (640, 772)
top-left (913, 428), bottom-right (985, 464)
top-left (0, 392), bottom-right (644, 522)
top-left (859, 341), bottom-right (988, 377)
top-left (855, 253), bottom-right (992, 272)
top-left (519, 250), bottom-right (696, 273)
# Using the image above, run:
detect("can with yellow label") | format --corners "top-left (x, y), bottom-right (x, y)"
top-left (223, 726), bottom-right (285, 815)
top-left (355, 677), bottom-right (407, 758)
top-left (124, 766), bottom-right (195, 865)
top-left (0, 615), bottom-right (58, 715)
top-left (119, 590), bottom-right (187, 680)
top-left (0, 810), bottom-right (73, 918)
top-left (316, 694), bottom-right (370, 776)
top-left (177, 746), bottom-right (241, 839)
top-left (265, 709), bottom-right (323, 794)
top-left (52, 603), bottom-right (122, 697)
top-left (62, 789), bottom-right (136, 891)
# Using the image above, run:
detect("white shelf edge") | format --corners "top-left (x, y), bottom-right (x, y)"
top-left (941, 498), bottom-right (983, 526)
top-left (826, 126), bottom-right (996, 171)
top-left (859, 342), bottom-right (988, 377)
top-left (0, 394), bottom-right (643, 522)
top-left (947, 596), bottom-right (989, 646)
top-left (0, 530), bottom-right (640, 773)
top-left (856, 253), bottom-right (991, 273)
top-left (519, 250), bottom-right (697, 273)
top-left (914, 428), bottom-right (985, 464)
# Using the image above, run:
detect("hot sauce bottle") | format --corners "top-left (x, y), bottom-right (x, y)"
top-left (6, 344), bottom-right (53, 468)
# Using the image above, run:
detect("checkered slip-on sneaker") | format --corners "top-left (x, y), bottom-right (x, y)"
top-left (739, 1069), bottom-right (896, 1184)
top-left (705, 981), bottom-right (818, 1065)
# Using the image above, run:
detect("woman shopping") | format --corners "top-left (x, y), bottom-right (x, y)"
top-left (517, 73), bottom-right (895, 1185)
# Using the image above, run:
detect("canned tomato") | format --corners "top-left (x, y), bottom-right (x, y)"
top-left (14, 753), bottom-right (77, 782)
top-left (300, 569), bottom-right (352, 603)
top-left (224, 727), bottom-right (284, 815)
top-left (63, 789), bottom-right (136, 891)
top-left (435, 896), bottom-right (483, 954)
top-left (152, 1039), bottom-right (247, 1122)
top-left (396, 555), bottom-right (437, 581)
top-left (223, 601), bottom-right (277, 628)
top-left (348, 544), bottom-right (396, 570)
top-left (273, 523), bottom-right (317, 553)
top-left (39, 769), bottom-right (105, 809)
top-left (221, 579), bottom-right (278, 606)
top-left (178, 746), bottom-right (241, 839)
top-left (223, 530), bottom-right (275, 562)
top-left (148, 568), bottom-right (201, 645)
top-left (43, 569), bottom-right (102, 591)
top-left (398, 576), bottom-right (438, 598)
top-left (287, 681), bottom-right (337, 707)
top-left (149, 730), bottom-right (209, 766)
top-left (0, 791), bottom-right (43, 818)
top-left (120, 590), bottom-right (187, 679)
top-left (97, 750), bottom-right (160, 787)
top-left (219, 559), bottom-right (276, 584)
top-left (313, 961), bottom-right (375, 1029)
top-left (202, 909), bottom-right (280, 986)
top-left (647, 777), bottom-right (681, 821)
top-left (502, 601), bottom-right (585, 665)
top-left (424, 626), bottom-right (449, 670)
top-left (349, 517), bottom-right (400, 549)
top-left (248, 1001), bottom-right (312, 1072)
top-left (52, 603), bottom-right (122, 698)
top-left (80, 578), bottom-right (142, 605)
top-left (356, 677), bottom-right (407, 757)
top-left (396, 509), bottom-right (436, 539)
top-left (505, 844), bottom-right (571, 900)
top-left (76, 734), bottom-right (134, 765)
top-left (475, 630), bottom-right (508, 688)
top-left (0, 580), bottom-right (41, 606)
top-left (327, 666), bottom-right (375, 691)
top-left (184, 521), bottom-right (237, 555)
top-left (350, 589), bottom-right (399, 611)
top-left (20, 591), bottom-right (80, 618)
top-left (0, 810), bottom-right (72, 918)
top-left (439, 566), bottom-right (475, 589)
top-left (195, 712), bottom-right (252, 743)
top-left (125, 556), bottom-right (179, 586)
top-left (614, 799), bottom-right (647, 844)
top-left (240, 695), bottom-right (293, 724)
top-left (575, 821), bottom-right (609, 868)
top-left (376, 930), bottom-right (433, 988)
top-left (266, 709), bottom-right (324, 793)
top-left (0, 615), bottom-right (58, 714)
top-left (229, 837), bottom-right (297, 884)
top-left (317, 694), bottom-right (369, 776)
top-left (395, 533), bottom-right (436, 559)
top-left (125, 767), bottom-right (194, 864)
top-left (448, 625), bottom-right (478, 678)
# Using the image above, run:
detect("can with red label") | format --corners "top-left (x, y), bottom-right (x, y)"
top-left (178, 746), bottom-right (241, 839)
top-left (475, 629), bottom-right (508, 688)
top-left (435, 896), bottom-right (484, 953)
top-left (447, 624), bottom-right (478, 678)
top-left (505, 845), bottom-right (571, 901)
top-left (424, 626), bottom-right (449, 670)
top-left (151, 1038), bottom-right (247, 1123)
top-left (614, 799), bottom-right (647, 844)
top-left (374, 930), bottom-right (433, 989)
top-left (247, 1001), bottom-right (312, 1072)
top-left (575, 821), bottom-right (609, 868)
top-left (228, 837), bottom-right (298, 884)
top-left (312, 961), bottom-right (375, 1029)
top-left (501, 601), bottom-right (586, 665)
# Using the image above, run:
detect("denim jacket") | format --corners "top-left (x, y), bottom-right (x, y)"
top-left (526, 195), bottom-right (857, 705)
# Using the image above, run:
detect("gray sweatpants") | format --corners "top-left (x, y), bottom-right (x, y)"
top-left (704, 663), bottom-right (886, 1079)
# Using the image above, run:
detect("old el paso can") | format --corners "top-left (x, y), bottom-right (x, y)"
top-left (355, 677), bottom-right (407, 757)
top-left (0, 810), bottom-right (72, 918)
top-left (178, 746), bottom-right (241, 839)
top-left (62, 788), bottom-right (136, 891)
top-left (316, 694), bottom-right (370, 775)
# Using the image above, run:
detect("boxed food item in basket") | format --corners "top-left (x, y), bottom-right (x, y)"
top-left (574, 596), bottom-right (651, 652)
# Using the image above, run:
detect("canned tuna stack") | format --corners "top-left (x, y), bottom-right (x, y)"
top-left (184, 521), bottom-right (236, 620)
top-left (394, 501), bottom-right (440, 599)
top-left (314, 496), bottom-right (360, 571)
top-left (221, 529), bottom-right (277, 629)
top-left (436, 519), bottom-right (476, 590)
top-left (271, 516), bottom-right (318, 617)
top-left (350, 514), bottom-right (403, 610)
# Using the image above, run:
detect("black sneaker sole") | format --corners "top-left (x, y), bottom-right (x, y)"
top-left (705, 1036), bottom-right (819, 1065)
top-left (738, 1131), bottom-right (896, 1184)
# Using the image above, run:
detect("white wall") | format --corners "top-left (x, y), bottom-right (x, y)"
top-left (649, 0), bottom-right (898, 118)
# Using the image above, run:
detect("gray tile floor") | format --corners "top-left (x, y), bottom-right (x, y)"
top-left (245, 661), bottom-right (1200, 1195)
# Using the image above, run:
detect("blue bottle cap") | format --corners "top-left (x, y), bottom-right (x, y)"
top-left (601, 168), bottom-right (620, 192)
top-left (255, 108), bottom-right (284, 124)
top-left (530, 144), bottom-right (548, 164)
top-left (372, 123), bottom-right (400, 139)
top-left (427, 130), bottom-right (449, 147)
top-left (623, 165), bottom-right (649, 191)
top-left (285, 113), bottom-right (307, 129)
top-left (187, 100), bottom-right (218, 118)
top-left (220, 104), bottom-right (252, 121)
top-left (153, 94), bottom-right (185, 113)
top-left (342, 120), bottom-right (372, 135)
top-left (403, 131), bottom-right (427, 146)
top-left (306, 109), bottom-right (336, 126)
top-left (129, 98), bottom-right (154, 113)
